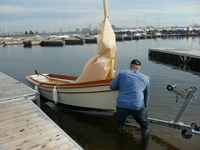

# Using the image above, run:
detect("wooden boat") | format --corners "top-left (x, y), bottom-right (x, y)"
top-left (26, 71), bottom-right (118, 113)
top-left (26, 0), bottom-right (118, 114)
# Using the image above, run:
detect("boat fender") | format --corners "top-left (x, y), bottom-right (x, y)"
top-left (53, 86), bottom-right (58, 104)
top-left (34, 85), bottom-right (39, 93)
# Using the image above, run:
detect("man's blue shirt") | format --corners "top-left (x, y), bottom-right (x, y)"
top-left (110, 70), bottom-right (150, 110)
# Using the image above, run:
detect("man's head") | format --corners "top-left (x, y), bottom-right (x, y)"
top-left (129, 59), bottom-right (141, 71)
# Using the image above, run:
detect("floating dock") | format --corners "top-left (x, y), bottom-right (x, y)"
top-left (81, 37), bottom-right (97, 44)
top-left (1, 34), bottom-right (199, 47)
top-left (0, 72), bottom-right (83, 150)
top-left (3, 40), bottom-right (24, 46)
top-left (40, 40), bottom-right (65, 46)
top-left (23, 40), bottom-right (42, 47)
top-left (65, 38), bottom-right (85, 45)
top-left (148, 48), bottom-right (200, 73)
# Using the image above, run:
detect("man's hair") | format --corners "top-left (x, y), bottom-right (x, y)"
top-left (130, 59), bottom-right (141, 66)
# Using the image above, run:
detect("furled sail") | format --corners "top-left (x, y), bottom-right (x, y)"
top-left (75, 18), bottom-right (116, 83)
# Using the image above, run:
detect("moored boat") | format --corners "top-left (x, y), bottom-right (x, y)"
top-left (26, 72), bottom-right (118, 113)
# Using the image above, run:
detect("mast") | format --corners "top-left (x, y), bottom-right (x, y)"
top-left (5, 19), bottom-right (8, 36)
top-left (103, 0), bottom-right (109, 18)
top-left (59, 16), bottom-right (62, 35)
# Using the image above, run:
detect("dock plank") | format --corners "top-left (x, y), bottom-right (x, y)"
top-left (0, 119), bottom-right (52, 140)
top-left (0, 104), bottom-right (37, 118)
top-left (0, 100), bottom-right (30, 110)
top-left (49, 143), bottom-right (76, 150)
top-left (2, 129), bottom-right (63, 149)
top-left (0, 72), bottom-right (36, 100)
top-left (0, 121), bottom-right (54, 139)
top-left (0, 97), bottom-right (83, 150)
top-left (0, 110), bottom-right (43, 127)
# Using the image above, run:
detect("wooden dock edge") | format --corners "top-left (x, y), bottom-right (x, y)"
top-left (0, 72), bottom-right (84, 150)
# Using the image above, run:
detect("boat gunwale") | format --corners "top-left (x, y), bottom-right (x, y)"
top-left (39, 86), bottom-right (115, 94)
top-left (26, 74), bottom-right (113, 89)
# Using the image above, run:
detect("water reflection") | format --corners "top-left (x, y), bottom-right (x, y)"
top-left (149, 52), bottom-right (200, 74)
top-left (42, 99), bottom-right (180, 150)
top-left (1, 37), bottom-right (200, 149)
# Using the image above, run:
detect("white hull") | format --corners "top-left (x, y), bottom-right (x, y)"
top-left (39, 85), bottom-right (118, 111)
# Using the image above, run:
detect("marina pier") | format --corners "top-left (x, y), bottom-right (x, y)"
top-left (0, 72), bottom-right (83, 150)
top-left (148, 48), bottom-right (200, 73)
top-left (1, 33), bottom-right (200, 47)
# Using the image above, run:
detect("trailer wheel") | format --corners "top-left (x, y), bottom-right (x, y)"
top-left (181, 129), bottom-right (192, 139)
top-left (167, 85), bottom-right (173, 91)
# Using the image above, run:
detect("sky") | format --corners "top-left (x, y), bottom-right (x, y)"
top-left (0, 0), bottom-right (200, 33)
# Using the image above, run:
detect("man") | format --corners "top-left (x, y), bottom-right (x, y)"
top-left (110, 59), bottom-right (150, 140)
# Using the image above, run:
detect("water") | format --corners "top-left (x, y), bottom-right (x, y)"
top-left (0, 36), bottom-right (200, 150)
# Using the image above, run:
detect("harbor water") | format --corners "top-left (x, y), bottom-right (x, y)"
top-left (0, 36), bottom-right (200, 150)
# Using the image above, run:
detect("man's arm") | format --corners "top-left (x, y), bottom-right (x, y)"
top-left (143, 80), bottom-right (150, 107)
top-left (110, 73), bottom-right (120, 90)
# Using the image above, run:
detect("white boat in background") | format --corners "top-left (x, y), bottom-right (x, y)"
top-left (49, 35), bottom-right (70, 40)
top-left (134, 32), bottom-right (141, 36)
top-left (26, 0), bottom-right (118, 115)
top-left (4, 37), bottom-right (13, 40)
top-left (154, 32), bottom-right (162, 36)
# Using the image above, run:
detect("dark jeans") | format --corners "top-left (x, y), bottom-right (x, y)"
top-left (116, 106), bottom-right (149, 134)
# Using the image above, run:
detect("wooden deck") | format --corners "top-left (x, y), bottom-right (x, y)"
top-left (0, 72), bottom-right (83, 150)
top-left (0, 72), bottom-right (37, 101)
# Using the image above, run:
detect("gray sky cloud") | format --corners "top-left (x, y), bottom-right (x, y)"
top-left (0, 0), bottom-right (199, 33)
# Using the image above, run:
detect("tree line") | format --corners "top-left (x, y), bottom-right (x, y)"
top-left (25, 30), bottom-right (38, 35)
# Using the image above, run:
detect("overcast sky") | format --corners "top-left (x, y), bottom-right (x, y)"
top-left (0, 0), bottom-right (200, 33)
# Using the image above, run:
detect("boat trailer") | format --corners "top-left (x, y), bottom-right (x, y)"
top-left (126, 84), bottom-right (200, 139)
